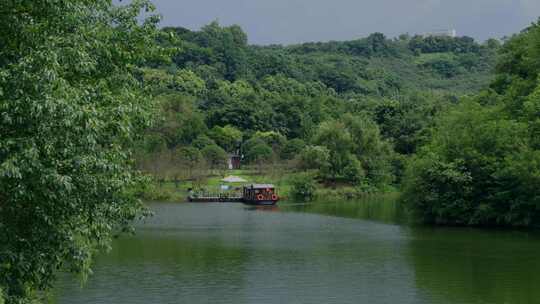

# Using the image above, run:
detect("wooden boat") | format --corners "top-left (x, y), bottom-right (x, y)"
top-left (242, 184), bottom-right (279, 206)
top-left (188, 184), bottom-right (279, 205)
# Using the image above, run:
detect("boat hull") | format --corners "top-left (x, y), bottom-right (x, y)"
top-left (188, 197), bottom-right (278, 205)
top-left (242, 199), bottom-right (279, 206)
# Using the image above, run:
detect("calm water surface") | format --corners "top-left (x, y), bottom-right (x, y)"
top-left (52, 198), bottom-right (540, 304)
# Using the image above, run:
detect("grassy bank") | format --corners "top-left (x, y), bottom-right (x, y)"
top-left (138, 169), bottom-right (291, 202)
top-left (139, 169), bottom-right (397, 203)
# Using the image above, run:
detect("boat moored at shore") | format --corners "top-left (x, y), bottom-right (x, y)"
top-left (242, 184), bottom-right (279, 205)
top-left (188, 184), bottom-right (279, 205)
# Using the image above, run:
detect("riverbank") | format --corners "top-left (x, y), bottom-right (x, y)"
top-left (138, 169), bottom-right (288, 202)
top-left (137, 169), bottom-right (396, 203)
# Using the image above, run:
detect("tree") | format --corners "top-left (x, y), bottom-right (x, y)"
top-left (299, 146), bottom-right (331, 170)
top-left (342, 114), bottom-right (394, 186)
top-left (207, 125), bottom-right (243, 152)
top-left (319, 68), bottom-right (358, 93)
top-left (157, 94), bottom-right (208, 148)
top-left (289, 173), bottom-right (317, 201)
top-left (142, 68), bottom-right (206, 97)
top-left (402, 155), bottom-right (474, 224)
top-left (170, 69), bottom-right (207, 97)
top-left (201, 145), bottom-right (228, 170)
top-left (244, 140), bottom-right (273, 164)
top-left (0, 1), bottom-right (159, 302)
top-left (204, 80), bottom-right (273, 132)
top-left (408, 35), bottom-right (480, 54)
top-left (312, 121), bottom-right (355, 183)
top-left (250, 131), bottom-right (286, 154)
top-left (192, 135), bottom-right (216, 150)
top-left (371, 93), bottom-right (452, 155)
top-left (247, 143), bottom-right (273, 162)
top-left (343, 157), bottom-right (366, 184)
top-left (402, 101), bottom-right (539, 226)
top-left (281, 138), bottom-right (306, 160)
top-left (196, 21), bottom-right (249, 80)
top-left (176, 146), bottom-right (202, 182)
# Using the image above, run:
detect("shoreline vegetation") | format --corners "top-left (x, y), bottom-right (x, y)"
top-left (133, 21), bottom-right (502, 221)
top-left (134, 20), bottom-right (540, 228)
top-left (137, 167), bottom-right (398, 203)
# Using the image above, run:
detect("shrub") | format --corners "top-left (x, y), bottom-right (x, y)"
top-left (298, 145), bottom-right (330, 170)
top-left (343, 157), bottom-right (366, 184)
top-left (201, 145), bottom-right (228, 169)
top-left (289, 173), bottom-right (317, 201)
top-left (137, 182), bottom-right (173, 201)
top-left (401, 156), bottom-right (473, 224)
top-left (401, 100), bottom-right (540, 226)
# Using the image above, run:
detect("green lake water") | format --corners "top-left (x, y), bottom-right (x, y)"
top-left (51, 197), bottom-right (540, 304)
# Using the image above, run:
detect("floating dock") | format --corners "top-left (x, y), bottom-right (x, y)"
top-left (188, 196), bottom-right (243, 203)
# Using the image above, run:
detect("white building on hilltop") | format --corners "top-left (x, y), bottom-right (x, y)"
top-left (423, 29), bottom-right (457, 38)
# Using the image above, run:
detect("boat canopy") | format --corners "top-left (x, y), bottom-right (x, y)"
top-left (246, 184), bottom-right (275, 189)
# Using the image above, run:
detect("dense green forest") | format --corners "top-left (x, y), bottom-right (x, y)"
top-left (402, 22), bottom-right (540, 227)
top-left (137, 21), bottom-right (499, 189)
top-left (2, 0), bottom-right (540, 302)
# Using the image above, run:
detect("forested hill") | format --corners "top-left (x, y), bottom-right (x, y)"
top-left (163, 22), bottom-right (498, 95)
top-left (137, 22), bottom-right (500, 191)
top-left (145, 21), bottom-right (498, 136)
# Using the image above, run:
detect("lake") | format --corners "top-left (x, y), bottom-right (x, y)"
top-left (51, 198), bottom-right (540, 304)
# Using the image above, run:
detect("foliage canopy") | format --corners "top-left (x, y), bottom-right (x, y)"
top-left (0, 0), bottom-right (160, 302)
top-left (402, 21), bottom-right (540, 227)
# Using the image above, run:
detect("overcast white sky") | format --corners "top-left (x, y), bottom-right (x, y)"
top-left (148, 0), bottom-right (540, 45)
